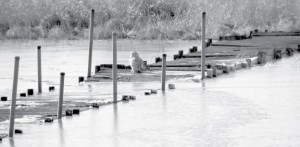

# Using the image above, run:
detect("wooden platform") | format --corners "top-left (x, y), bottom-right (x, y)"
top-left (88, 32), bottom-right (300, 82)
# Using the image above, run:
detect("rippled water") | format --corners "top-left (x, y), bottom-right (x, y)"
top-left (1, 41), bottom-right (300, 146)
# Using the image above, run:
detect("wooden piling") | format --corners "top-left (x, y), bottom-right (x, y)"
top-left (87, 9), bottom-right (95, 78)
top-left (162, 54), bottom-right (167, 91)
top-left (9, 56), bottom-right (20, 138)
top-left (112, 32), bottom-right (118, 103)
top-left (201, 12), bottom-right (206, 80)
top-left (57, 72), bottom-right (65, 119)
top-left (37, 46), bottom-right (42, 93)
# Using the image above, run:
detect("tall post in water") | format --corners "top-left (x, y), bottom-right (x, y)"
top-left (162, 54), bottom-right (167, 91)
top-left (87, 9), bottom-right (95, 78)
top-left (9, 56), bottom-right (20, 138)
top-left (201, 12), bottom-right (206, 80)
top-left (37, 46), bottom-right (42, 93)
top-left (57, 72), bottom-right (65, 119)
top-left (112, 32), bottom-right (118, 103)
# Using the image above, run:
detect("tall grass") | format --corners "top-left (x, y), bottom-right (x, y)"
top-left (0, 0), bottom-right (299, 40)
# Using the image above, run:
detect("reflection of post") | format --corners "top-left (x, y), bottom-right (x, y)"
top-left (58, 72), bottom-right (65, 119)
top-left (201, 12), bottom-right (206, 80)
top-left (112, 32), bottom-right (118, 103)
top-left (37, 46), bottom-right (42, 93)
top-left (9, 138), bottom-right (15, 146)
top-left (87, 9), bottom-right (95, 78)
top-left (113, 104), bottom-right (119, 147)
top-left (162, 54), bottom-right (167, 91)
top-left (9, 56), bottom-right (20, 138)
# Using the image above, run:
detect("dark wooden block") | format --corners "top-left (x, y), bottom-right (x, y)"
top-left (44, 117), bottom-right (53, 123)
top-left (122, 95), bottom-right (130, 101)
top-left (155, 57), bottom-right (162, 63)
top-left (173, 54), bottom-right (179, 60)
top-left (78, 76), bottom-right (85, 83)
top-left (192, 46), bottom-right (198, 52)
top-left (27, 89), bottom-right (34, 96)
top-left (73, 109), bottom-right (80, 115)
top-left (15, 129), bottom-right (23, 134)
top-left (178, 50), bottom-right (183, 58)
top-left (1, 96), bottom-right (7, 101)
top-left (150, 90), bottom-right (157, 94)
top-left (129, 95), bottom-right (136, 100)
top-left (189, 48), bottom-right (194, 53)
top-left (66, 110), bottom-right (73, 116)
top-left (92, 103), bottom-right (99, 108)
top-left (20, 93), bottom-right (26, 97)
top-left (95, 65), bottom-right (101, 73)
top-left (49, 86), bottom-right (55, 91)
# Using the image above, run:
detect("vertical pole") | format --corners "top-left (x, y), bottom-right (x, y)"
top-left (57, 72), bottom-right (65, 119)
top-left (37, 46), bottom-right (42, 93)
top-left (112, 32), bottom-right (117, 103)
top-left (9, 56), bottom-right (20, 138)
top-left (87, 9), bottom-right (95, 78)
top-left (162, 54), bottom-right (167, 91)
top-left (201, 12), bottom-right (206, 80)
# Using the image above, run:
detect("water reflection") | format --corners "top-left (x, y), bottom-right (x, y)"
top-left (9, 138), bottom-right (15, 147)
top-left (58, 120), bottom-right (64, 147)
top-left (113, 104), bottom-right (118, 147)
top-left (161, 91), bottom-right (167, 113)
top-left (202, 80), bottom-right (206, 90)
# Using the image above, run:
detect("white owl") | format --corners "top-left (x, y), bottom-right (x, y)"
top-left (129, 51), bottom-right (146, 73)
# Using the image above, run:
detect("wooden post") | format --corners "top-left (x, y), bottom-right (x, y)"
top-left (201, 12), bottom-right (206, 80)
top-left (9, 56), bottom-right (20, 138)
top-left (87, 9), bottom-right (95, 78)
top-left (37, 46), bottom-right (42, 93)
top-left (162, 54), bottom-right (167, 91)
top-left (112, 32), bottom-right (118, 103)
top-left (57, 72), bottom-right (65, 119)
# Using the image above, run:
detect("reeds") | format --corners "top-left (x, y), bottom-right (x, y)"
top-left (0, 0), bottom-right (300, 40)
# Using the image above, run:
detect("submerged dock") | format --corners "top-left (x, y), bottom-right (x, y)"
top-left (88, 31), bottom-right (300, 82)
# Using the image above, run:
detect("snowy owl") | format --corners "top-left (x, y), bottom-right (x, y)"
top-left (129, 51), bottom-right (146, 73)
